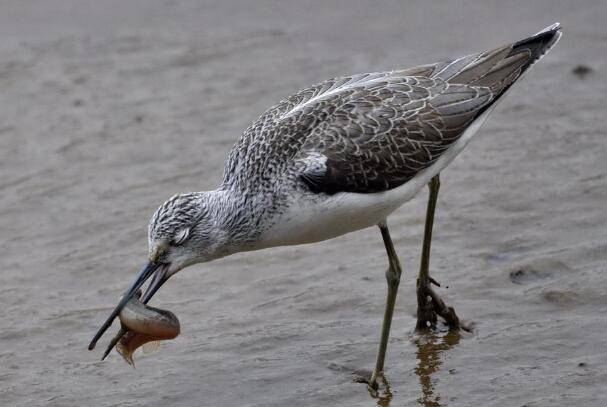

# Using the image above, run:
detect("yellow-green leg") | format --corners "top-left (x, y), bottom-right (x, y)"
top-left (369, 222), bottom-right (402, 390)
top-left (416, 174), bottom-right (462, 331)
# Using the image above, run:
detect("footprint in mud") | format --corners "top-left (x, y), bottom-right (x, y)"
top-left (508, 258), bottom-right (572, 285)
top-left (541, 290), bottom-right (581, 305)
top-left (571, 64), bottom-right (594, 79)
top-left (507, 259), bottom-right (599, 307)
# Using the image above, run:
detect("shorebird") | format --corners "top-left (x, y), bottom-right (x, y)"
top-left (89, 23), bottom-right (562, 387)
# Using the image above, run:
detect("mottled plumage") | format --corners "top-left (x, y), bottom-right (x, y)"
top-left (223, 24), bottom-right (560, 197)
top-left (91, 24), bottom-right (562, 366)
top-left (134, 23), bottom-right (566, 259)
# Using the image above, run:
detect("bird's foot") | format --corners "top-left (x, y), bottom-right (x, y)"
top-left (352, 369), bottom-right (392, 400)
top-left (416, 277), bottom-right (469, 332)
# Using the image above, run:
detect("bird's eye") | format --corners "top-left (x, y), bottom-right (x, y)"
top-left (173, 228), bottom-right (190, 245)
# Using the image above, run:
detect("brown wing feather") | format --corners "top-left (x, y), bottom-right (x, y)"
top-left (222, 25), bottom-right (561, 195)
top-left (298, 26), bottom-right (561, 194)
top-left (298, 77), bottom-right (492, 193)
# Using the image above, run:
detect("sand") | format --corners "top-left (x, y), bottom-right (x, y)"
top-left (1, 1), bottom-right (606, 406)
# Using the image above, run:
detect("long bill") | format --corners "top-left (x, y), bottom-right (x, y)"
top-left (88, 261), bottom-right (169, 351)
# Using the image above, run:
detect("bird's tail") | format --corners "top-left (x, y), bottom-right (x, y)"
top-left (434, 23), bottom-right (562, 94)
top-left (509, 22), bottom-right (562, 73)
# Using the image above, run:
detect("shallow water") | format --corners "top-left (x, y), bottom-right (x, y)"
top-left (1, 1), bottom-right (607, 406)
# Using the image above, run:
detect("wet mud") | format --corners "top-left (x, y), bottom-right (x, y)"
top-left (1, 1), bottom-right (606, 406)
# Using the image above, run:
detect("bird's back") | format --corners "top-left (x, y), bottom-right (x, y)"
top-left (221, 24), bottom-right (562, 195)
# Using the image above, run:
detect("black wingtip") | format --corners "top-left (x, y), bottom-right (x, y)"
top-left (512, 23), bottom-right (562, 62)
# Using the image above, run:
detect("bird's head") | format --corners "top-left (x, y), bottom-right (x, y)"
top-left (89, 191), bottom-right (230, 351)
top-left (147, 192), bottom-right (230, 275)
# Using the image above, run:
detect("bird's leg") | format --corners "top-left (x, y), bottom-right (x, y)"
top-left (368, 222), bottom-right (402, 391)
top-left (416, 174), bottom-right (462, 331)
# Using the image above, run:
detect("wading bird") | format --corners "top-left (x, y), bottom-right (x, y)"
top-left (89, 23), bottom-right (561, 388)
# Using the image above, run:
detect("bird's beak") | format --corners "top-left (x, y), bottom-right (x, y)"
top-left (88, 261), bottom-right (171, 351)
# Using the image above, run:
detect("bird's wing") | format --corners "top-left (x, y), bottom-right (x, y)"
top-left (223, 24), bottom-right (561, 193)
top-left (295, 24), bottom-right (562, 194)
top-left (221, 69), bottom-right (434, 187)
top-left (295, 75), bottom-right (493, 194)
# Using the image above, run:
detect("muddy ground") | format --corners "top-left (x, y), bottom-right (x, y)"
top-left (1, 1), bottom-right (606, 406)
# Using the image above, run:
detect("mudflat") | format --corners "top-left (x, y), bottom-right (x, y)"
top-left (1, 1), bottom-right (606, 406)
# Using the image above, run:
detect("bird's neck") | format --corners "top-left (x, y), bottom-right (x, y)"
top-left (201, 187), bottom-right (270, 255)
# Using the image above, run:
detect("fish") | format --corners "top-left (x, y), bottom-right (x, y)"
top-left (114, 291), bottom-right (180, 366)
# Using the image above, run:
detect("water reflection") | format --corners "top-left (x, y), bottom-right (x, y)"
top-left (361, 330), bottom-right (461, 406)
top-left (373, 372), bottom-right (393, 406)
top-left (414, 330), bottom-right (461, 406)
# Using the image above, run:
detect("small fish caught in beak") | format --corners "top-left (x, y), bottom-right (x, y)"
top-left (115, 290), bottom-right (180, 366)
top-left (88, 261), bottom-right (171, 353)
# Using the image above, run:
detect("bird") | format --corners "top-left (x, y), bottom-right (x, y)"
top-left (89, 23), bottom-right (562, 387)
